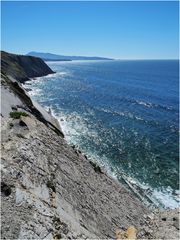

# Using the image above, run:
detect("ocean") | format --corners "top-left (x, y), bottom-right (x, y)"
top-left (24, 60), bottom-right (179, 209)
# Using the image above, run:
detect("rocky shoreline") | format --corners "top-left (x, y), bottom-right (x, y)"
top-left (1, 51), bottom-right (179, 239)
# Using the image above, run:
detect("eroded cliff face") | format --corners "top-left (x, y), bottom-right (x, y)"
top-left (1, 52), bottom-right (179, 239)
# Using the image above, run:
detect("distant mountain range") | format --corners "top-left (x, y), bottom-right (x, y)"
top-left (27, 51), bottom-right (113, 61)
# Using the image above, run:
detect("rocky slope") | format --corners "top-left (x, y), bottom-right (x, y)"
top-left (1, 52), bottom-right (179, 239)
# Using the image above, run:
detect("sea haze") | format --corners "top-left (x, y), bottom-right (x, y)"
top-left (24, 59), bottom-right (179, 209)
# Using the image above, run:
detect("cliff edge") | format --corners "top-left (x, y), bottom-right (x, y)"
top-left (1, 51), bottom-right (54, 83)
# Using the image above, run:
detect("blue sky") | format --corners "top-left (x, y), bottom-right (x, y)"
top-left (1, 1), bottom-right (179, 59)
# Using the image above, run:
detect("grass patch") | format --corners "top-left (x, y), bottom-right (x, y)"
top-left (9, 111), bottom-right (29, 119)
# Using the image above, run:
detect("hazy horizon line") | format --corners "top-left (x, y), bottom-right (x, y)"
top-left (1, 49), bottom-right (179, 61)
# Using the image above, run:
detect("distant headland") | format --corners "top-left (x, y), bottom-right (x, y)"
top-left (26, 51), bottom-right (114, 61)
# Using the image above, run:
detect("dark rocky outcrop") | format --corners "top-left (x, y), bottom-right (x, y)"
top-left (1, 51), bottom-right (54, 83)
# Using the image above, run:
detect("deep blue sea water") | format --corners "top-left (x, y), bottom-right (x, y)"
top-left (24, 60), bottom-right (179, 208)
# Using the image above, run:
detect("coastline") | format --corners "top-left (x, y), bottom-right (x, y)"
top-left (25, 68), bottom-right (179, 210)
top-left (1, 51), bottom-right (179, 239)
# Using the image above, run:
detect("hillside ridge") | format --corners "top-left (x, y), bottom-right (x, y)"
top-left (27, 51), bottom-right (114, 61)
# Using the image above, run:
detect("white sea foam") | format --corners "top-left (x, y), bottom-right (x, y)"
top-left (27, 88), bottom-right (42, 97)
top-left (23, 71), bottom-right (69, 99)
top-left (116, 173), bottom-right (179, 209)
top-left (151, 188), bottom-right (179, 209)
top-left (40, 71), bottom-right (68, 78)
top-left (55, 111), bottom-right (98, 145)
top-left (23, 71), bottom-right (68, 86)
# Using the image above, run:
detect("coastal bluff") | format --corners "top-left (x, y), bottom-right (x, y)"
top-left (1, 51), bottom-right (54, 83)
top-left (1, 51), bottom-right (179, 239)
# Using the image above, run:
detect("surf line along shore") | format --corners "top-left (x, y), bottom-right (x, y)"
top-left (1, 51), bottom-right (179, 239)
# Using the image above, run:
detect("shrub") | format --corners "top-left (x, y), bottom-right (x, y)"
top-left (89, 161), bottom-right (103, 173)
top-left (16, 133), bottom-right (26, 138)
top-left (46, 180), bottom-right (56, 193)
top-left (9, 111), bottom-right (29, 119)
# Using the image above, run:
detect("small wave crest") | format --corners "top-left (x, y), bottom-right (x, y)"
top-left (133, 99), bottom-right (175, 112)
top-left (96, 107), bottom-right (145, 122)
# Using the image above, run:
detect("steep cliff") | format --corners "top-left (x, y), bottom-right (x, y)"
top-left (1, 51), bottom-right (54, 83)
